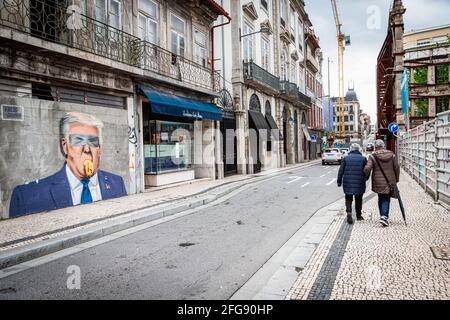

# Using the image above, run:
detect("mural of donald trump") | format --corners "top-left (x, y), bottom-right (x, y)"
top-left (9, 112), bottom-right (127, 217)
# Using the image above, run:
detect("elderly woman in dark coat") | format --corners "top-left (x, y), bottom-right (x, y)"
top-left (337, 143), bottom-right (368, 224)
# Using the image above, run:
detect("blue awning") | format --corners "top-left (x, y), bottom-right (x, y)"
top-left (139, 87), bottom-right (222, 121)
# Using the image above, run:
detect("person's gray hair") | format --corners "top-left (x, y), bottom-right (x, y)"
top-left (350, 143), bottom-right (360, 152)
top-left (374, 139), bottom-right (385, 149)
top-left (60, 112), bottom-right (104, 145)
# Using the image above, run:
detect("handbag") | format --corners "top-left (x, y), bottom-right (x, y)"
top-left (371, 155), bottom-right (400, 199)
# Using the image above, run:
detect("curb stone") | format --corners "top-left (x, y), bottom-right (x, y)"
top-left (0, 161), bottom-right (320, 270)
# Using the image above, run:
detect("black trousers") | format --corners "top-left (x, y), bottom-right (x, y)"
top-left (345, 194), bottom-right (363, 216)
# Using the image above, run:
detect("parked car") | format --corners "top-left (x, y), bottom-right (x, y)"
top-left (366, 143), bottom-right (374, 152)
top-left (340, 148), bottom-right (349, 157)
top-left (322, 148), bottom-right (342, 165)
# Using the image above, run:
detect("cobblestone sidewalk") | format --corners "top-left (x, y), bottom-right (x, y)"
top-left (287, 171), bottom-right (450, 300)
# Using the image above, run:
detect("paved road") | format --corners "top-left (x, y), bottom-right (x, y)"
top-left (0, 163), bottom-right (344, 299)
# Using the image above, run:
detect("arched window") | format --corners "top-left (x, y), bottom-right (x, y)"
top-left (249, 94), bottom-right (261, 112)
top-left (301, 112), bottom-right (306, 125)
top-left (218, 89), bottom-right (234, 119)
top-left (265, 101), bottom-right (272, 117)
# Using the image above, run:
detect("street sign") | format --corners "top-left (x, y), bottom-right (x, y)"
top-left (311, 134), bottom-right (317, 142)
top-left (388, 122), bottom-right (399, 133)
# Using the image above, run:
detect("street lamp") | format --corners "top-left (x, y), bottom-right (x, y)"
top-left (239, 26), bottom-right (270, 41)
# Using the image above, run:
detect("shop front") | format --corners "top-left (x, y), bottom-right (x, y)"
top-left (138, 87), bottom-right (222, 187)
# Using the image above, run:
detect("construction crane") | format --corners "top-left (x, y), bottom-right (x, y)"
top-left (331, 0), bottom-right (349, 139)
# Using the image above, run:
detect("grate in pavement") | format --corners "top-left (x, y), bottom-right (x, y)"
top-left (430, 246), bottom-right (450, 260)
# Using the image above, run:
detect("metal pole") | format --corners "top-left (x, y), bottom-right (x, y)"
top-left (328, 57), bottom-right (331, 131)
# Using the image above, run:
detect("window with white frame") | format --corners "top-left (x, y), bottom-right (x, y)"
top-left (289, 7), bottom-right (295, 43)
top-left (95, 0), bottom-right (121, 29)
top-left (261, 36), bottom-right (270, 72)
top-left (280, 0), bottom-right (286, 27)
top-left (290, 63), bottom-right (297, 85)
top-left (281, 48), bottom-right (288, 81)
top-left (138, 0), bottom-right (158, 44)
top-left (298, 19), bottom-right (303, 52)
top-left (298, 65), bottom-right (304, 91)
top-left (261, 0), bottom-right (269, 12)
top-left (170, 13), bottom-right (186, 56)
top-left (194, 29), bottom-right (207, 67)
top-left (243, 22), bottom-right (254, 61)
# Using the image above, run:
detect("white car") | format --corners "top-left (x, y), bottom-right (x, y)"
top-left (339, 148), bottom-right (349, 157)
top-left (322, 148), bottom-right (342, 165)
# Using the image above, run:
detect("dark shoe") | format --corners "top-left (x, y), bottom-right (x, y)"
top-left (379, 216), bottom-right (389, 227)
top-left (356, 215), bottom-right (364, 221)
top-left (346, 213), bottom-right (353, 224)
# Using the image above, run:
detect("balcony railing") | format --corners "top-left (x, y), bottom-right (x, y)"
top-left (297, 90), bottom-right (312, 108)
top-left (280, 80), bottom-right (298, 99)
top-left (306, 50), bottom-right (319, 72)
top-left (0, 0), bottom-right (220, 92)
top-left (243, 60), bottom-right (280, 92)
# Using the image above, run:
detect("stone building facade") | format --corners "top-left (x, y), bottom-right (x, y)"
top-left (404, 24), bottom-right (450, 128)
top-left (213, 0), bottom-right (322, 175)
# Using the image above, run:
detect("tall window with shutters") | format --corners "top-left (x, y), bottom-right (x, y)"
top-left (194, 29), bottom-right (207, 67)
top-left (94, 0), bottom-right (122, 58)
top-left (138, 0), bottom-right (158, 45)
top-left (243, 22), bottom-right (255, 62)
top-left (261, 36), bottom-right (271, 72)
top-left (170, 13), bottom-right (186, 57)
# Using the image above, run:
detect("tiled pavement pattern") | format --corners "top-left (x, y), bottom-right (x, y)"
top-left (286, 212), bottom-right (347, 300)
top-left (306, 218), bottom-right (353, 300)
top-left (288, 171), bottom-right (450, 300)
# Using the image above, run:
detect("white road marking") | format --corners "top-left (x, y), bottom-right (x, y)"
top-left (326, 178), bottom-right (337, 186)
top-left (327, 170), bottom-right (333, 175)
top-left (319, 174), bottom-right (326, 178)
top-left (287, 177), bottom-right (304, 184)
top-left (301, 182), bottom-right (310, 188)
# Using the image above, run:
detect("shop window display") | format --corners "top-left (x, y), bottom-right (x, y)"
top-left (144, 120), bottom-right (194, 173)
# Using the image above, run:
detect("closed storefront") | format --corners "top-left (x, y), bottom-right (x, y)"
top-left (138, 86), bottom-right (222, 187)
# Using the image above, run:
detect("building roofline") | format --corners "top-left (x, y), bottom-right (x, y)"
top-left (404, 24), bottom-right (450, 36)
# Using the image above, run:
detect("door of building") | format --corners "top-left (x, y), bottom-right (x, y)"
top-left (294, 111), bottom-right (299, 162)
top-left (283, 107), bottom-right (288, 161)
top-left (218, 90), bottom-right (237, 176)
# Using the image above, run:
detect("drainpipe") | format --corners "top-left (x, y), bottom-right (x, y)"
top-left (206, 0), bottom-right (232, 76)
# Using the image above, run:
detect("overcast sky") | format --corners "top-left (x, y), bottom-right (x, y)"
top-left (305, 0), bottom-right (450, 122)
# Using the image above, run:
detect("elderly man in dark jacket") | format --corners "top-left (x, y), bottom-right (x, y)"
top-left (337, 143), bottom-right (368, 224)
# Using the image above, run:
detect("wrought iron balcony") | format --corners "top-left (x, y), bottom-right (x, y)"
top-left (0, 0), bottom-right (220, 92)
top-left (306, 50), bottom-right (319, 72)
top-left (243, 60), bottom-right (280, 92)
top-left (297, 90), bottom-right (312, 108)
top-left (280, 80), bottom-right (298, 100)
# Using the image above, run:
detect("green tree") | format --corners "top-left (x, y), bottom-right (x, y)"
top-left (414, 99), bottom-right (428, 117)
top-left (414, 67), bottom-right (428, 85)
top-left (437, 96), bottom-right (449, 114)
top-left (436, 64), bottom-right (449, 85)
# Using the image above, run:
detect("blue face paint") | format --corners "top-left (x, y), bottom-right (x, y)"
top-left (68, 134), bottom-right (100, 147)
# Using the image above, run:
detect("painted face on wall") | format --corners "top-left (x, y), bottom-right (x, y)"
top-left (62, 123), bottom-right (102, 180)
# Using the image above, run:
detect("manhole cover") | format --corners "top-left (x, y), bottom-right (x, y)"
top-left (430, 246), bottom-right (450, 260)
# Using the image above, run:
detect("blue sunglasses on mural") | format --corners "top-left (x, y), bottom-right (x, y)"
top-left (68, 134), bottom-right (100, 147)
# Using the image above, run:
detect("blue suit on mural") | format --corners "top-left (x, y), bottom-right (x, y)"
top-left (9, 166), bottom-right (127, 218)
top-left (8, 111), bottom-right (128, 218)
